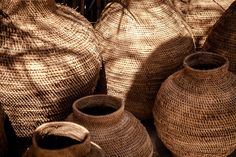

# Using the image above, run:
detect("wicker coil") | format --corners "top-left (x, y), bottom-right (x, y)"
top-left (153, 52), bottom-right (236, 157)
top-left (203, 1), bottom-right (236, 74)
top-left (23, 121), bottom-right (106, 157)
top-left (0, 0), bottom-right (102, 138)
top-left (0, 105), bottom-right (8, 157)
top-left (95, 0), bottom-right (195, 120)
top-left (66, 94), bottom-right (153, 157)
top-left (170, 0), bottom-right (234, 49)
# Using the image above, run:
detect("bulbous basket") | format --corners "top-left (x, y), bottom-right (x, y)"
top-left (0, 0), bottom-right (102, 138)
top-left (153, 52), bottom-right (236, 157)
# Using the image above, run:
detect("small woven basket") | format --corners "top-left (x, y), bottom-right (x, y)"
top-left (95, 0), bottom-right (195, 120)
top-left (66, 94), bottom-right (154, 157)
top-left (203, 1), bottom-right (236, 74)
top-left (23, 121), bottom-right (105, 157)
top-left (0, 0), bottom-right (102, 138)
top-left (153, 52), bottom-right (236, 157)
top-left (170, 0), bottom-right (234, 49)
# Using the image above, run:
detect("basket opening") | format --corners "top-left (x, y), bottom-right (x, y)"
top-left (37, 134), bottom-right (82, 149)
top-left (185, 52), bottom-right (226, 70)
top-left (80, 104), bottom-right (117, 116)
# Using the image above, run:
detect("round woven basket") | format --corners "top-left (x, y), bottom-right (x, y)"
top-left (0, 0), bottom-right (102, 138)
top-left (0, 106), bottom-right (8, 157)
top-left (153, 52), bottom-right (236, 157)
top-left (170, 0), bottom-right (234, 49)
top-left (23, 121), bottom-right (106, 157)
top-left (66, 94), bottom-right (153, 157)
top-left (203, 1), bottom-right (236, 74)
top-left (95, 0), bottom-right (195, 120)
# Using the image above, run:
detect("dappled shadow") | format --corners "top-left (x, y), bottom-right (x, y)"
top-left (0, 2), bottom-right (101, 156)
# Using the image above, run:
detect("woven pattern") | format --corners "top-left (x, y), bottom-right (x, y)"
top-left (170, 0), bottom-right (234, 49)
top-left (0, 0), bottom-right (102, 138)
top-left (203, 1), bottom-right (236, 74)
top-left (153, 52), bottom-right (236, 157)
top-left (66, 94), bottom-right (153, 157)
top-left (0, 106), bottom-right (7, 157)
top-left (95, 0), bottom-right (194, 120)
top-left (23, 122), bottom-right (105, 157)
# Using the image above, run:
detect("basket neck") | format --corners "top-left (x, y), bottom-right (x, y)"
top-left (31, 122), bottom-right (92, 157)
top-left (1, 0), bottom-right (56, 15)
top-left (72, 95), bottom-right (125, 125)
top-left (119, 0), bottom-right (162, 8)
top-left (183, 52), bottom-right (229, 80)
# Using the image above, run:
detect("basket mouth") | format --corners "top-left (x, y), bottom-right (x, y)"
top-left (183, 52), bottom-right (229, 72)
top-left (72, 94), bottom-right (124, 119)
top-left (33, 122), bottom-right (90, 151)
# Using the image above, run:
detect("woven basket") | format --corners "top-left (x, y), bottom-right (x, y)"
top-left (153, 52), bottom-right (236, 157)
top-left (66, 94), bottom-right (153, 157)
top-left (0, 0), bottom-right (102, 138)
top-left (95, 0), bottom-right (195, 120)
top-left (203, 1), bottom-right (236, 74)
top-left (0, 106), bottom-right (8, 157)
top-left (170, 0), bottom-right (234, 49)
top-left (23, 121), bottom-right (105, 157)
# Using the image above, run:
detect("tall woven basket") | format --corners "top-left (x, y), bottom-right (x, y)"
top-left (170, 0), bottom-right (234, 49)
top-left (66, 94), bottom-right (153, 157)
top-left (203, 1), bottom-right (236, 74)
top-left (0, 0), bottom-right (102, 138)
top-left (153, 52), bottom-right (236, 157)
top-left (95, 0), bottom-right (195, 120)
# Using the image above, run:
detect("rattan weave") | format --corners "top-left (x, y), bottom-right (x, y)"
top-left (203, 1), bottom-right (236, 74)
top-left (95, 0), bottom-right (195, 120)
top-left (153, 52), bottom-right (236, 157)
top-left (170, 0), bottom-right (234, 49)
top-left (0, 0), bottom-right (102, 138)
top-left (23, 122), bottom-right (106, 157)
top-left (66, 94), bottom-right (153, 157)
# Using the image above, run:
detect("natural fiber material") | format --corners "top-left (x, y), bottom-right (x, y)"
top-left (23, 122), bottom-right (105, 157)
top-left (170, 0), bottom-right (234, 49)
top-left (0, 105), bottom-right (8, 157)
top-left (153, 52), bottom-right (236, 157)
top-left (95, 0), bottom-right (195, 120)
top-left (0, 0), bottom-right (102, 138)
top-left (203, 1), bottom-right (236, 74)
top-left (66, 94), bottom-right (153, 157)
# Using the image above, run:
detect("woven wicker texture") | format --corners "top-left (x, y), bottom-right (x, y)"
top-left (95, 0), bottom-right (195, 120)
top-left (23, 121), bottom-right (106, 157)
top-left (170, 0), bottom-right (234, 49)
top-left (203, 1), bottom-right (236, 74)
top-left (66, 94), bottom-right (153, 157)
top-left (0, 0), bottom-right (102, 138)
top-left (0, 105), bottom-right (8, 157)
top-left (153, 52), bottom-right (236, 157)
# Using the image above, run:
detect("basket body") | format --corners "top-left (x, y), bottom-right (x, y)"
top-left (203, 1), bottom-right (236, 74)
top-left (170, 0), bottom-right (234, 49)
top-left (153, 52), bottom-right (236, 157)
top-left (95, 0), bottom-right (194, 120)
top-left (0, 0), bottom-right (101, 138)
top-left (23, 122), bottom-right (105, 157)
top-left (66, 94), bottom-right (153, 157)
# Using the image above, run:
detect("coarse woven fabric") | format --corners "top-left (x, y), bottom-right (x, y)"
top-left (95, 0), bottom-right (195, 120)
top-left (153, 52), bottom-right (236, 157)
top-left (23, 121), bottom-right (106, 157)
top-left (170, 0), bottom-right (234, 49)
top-left (0, 0), bottom-right (102, 138)
top-left (203, 1), bottom-right (236, 74)
top-left (66, 94), bottom-right (154, 157)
